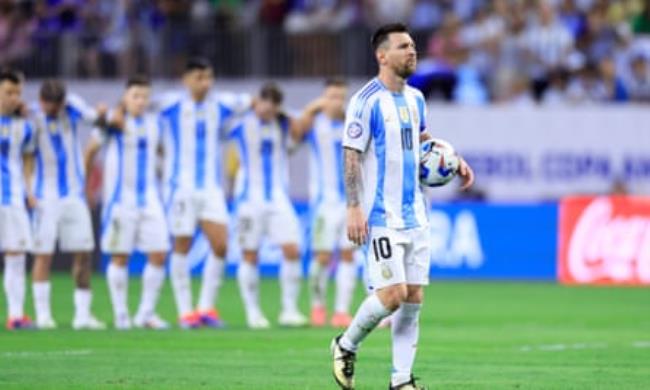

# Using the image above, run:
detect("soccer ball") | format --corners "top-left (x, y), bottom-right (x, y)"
top-left (419, 138), bottom-right (459, 187)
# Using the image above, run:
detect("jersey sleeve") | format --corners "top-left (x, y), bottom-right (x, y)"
top-left (66, 93), bottom-right (98, 124)
top-left (342, 93), bottom-right (372, 152)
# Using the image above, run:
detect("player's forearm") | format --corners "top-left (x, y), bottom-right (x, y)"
top-left (344, 147), bottom-right (363, 208)
top-left (22, 154), bottom-right (35, 195)
top-left (420, 132), bottom-right (432, 142)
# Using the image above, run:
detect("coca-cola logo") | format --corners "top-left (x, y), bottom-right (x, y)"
top-left (565, 197), bottom-right (650, 284)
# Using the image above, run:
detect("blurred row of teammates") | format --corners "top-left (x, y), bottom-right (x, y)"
top-left (0, 58), bottom-right (361, 331)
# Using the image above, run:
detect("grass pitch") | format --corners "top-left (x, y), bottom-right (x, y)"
top-left (0, 273), bottom-right (648, 389)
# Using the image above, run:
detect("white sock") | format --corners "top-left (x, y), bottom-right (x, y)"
top-left (280, 259), bottom-right (302, 314)
top-left (391, 303), bottom-right (422, 386)
top-left (136, 262), bottom-right (165, 319)
top-left (308, 260), bottom-right (328, 308)
top-left (197, 254), bottom-right (225, 311)
top-left (170, 252), bottom-right (193, 317)
top-left (106, 262), bottom-right (129, 320)
top-left (334, 261), bottom-right (356, 314)
top-left (4, 254), bottom-right (26, 319)
top-left (340, 294), bottom-right (392, 352)
top-left (74, 288), bottom-right (92, 322)
top-left (33, 281), bottom-right (52, 322)
top-left (237, 261), bottom-right (261, 319)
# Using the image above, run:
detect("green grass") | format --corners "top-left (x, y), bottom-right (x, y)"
top-left (0, 274), bottom-right (649, 389)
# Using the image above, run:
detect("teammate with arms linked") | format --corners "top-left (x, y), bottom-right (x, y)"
top-left (85, 76), bottom-right (171, 330)
top-left (160, 58), bottom-right (248, 328)
top-left (26, 80), bottom-right (107, 330)
top-left (0, 69), bottom-right (34, 330)
top-left (294, 78), bottom-right (358, 328)
top-left (331, 24), bottom-right (475, 389)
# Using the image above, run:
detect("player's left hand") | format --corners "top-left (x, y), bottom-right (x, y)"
top-left (458, 157), bottom-right (475, 190)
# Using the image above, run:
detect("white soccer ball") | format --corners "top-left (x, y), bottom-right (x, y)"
top-left (419, 138), bottom-right (460, 187)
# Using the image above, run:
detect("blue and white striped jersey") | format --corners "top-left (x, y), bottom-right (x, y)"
top-left (307, 112), bottom-right (345, 205)
top-left (94, 114), bottom-right (163, 212)
top-left (342, 78), bottom-right (428, 230)
top-left (230, 111), bottom-right (292, 203)
top-left (30, 94), bottom-right (97, 200)
top-left (0, 114), bottom-right (33, 206)
top-left (159, 92), bottom-right (249, 202)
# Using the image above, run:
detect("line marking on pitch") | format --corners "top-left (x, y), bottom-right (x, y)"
top-left (519, 343), bottom-right (608, 352)
top-left (1, 349), bottom-right (93, 358)
top-left (632, 341), bottom-right (650, 348)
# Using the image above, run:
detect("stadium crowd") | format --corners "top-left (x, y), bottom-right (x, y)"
top-left (0, 0), bottom-right (649, 104)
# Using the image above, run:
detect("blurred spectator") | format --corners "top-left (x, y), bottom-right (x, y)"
top-left (599, 56), bottom-right (629, 102)
top-left (409, 0), bottom-right (442, 31)
top-left (365, 0), bottom-right (414, 27)
top-left (631, 0), bottom-right (650, 34)
top-left (543, 68), bottom-right (571, 105)
top-left (521, 1), bottom-right (575, 101)
top-left (0, 1), bottom-right (36, 68)
top-left (566, 62), bottom-right (609, 103)
top-left (626, 54), bottom-right (650, 101)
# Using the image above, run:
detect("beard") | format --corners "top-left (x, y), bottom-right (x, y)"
top-left (395, 62), bottom-right (416, 79)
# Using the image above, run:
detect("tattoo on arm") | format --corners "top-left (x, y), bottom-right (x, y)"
top-left (344, 147), bottom-right (362, 207)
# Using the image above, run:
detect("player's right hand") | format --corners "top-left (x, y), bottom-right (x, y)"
top-left (26, 194), bottom-right (38, 210)
top-left (347, 206), bottom-right (368, 245)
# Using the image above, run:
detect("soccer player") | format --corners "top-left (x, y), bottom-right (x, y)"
top-left (85, 76), bottom-right (170, 330)
top-left (230, 83), bottom-right (307, 329)
top-left (0, 69), bottom-right (34, 330)
top-left (159, 58), bottom-right (248, 328)
top-left (26, 80), bottom-right (106, 330)
top-left (294, 78), bottom-right (357, 328)
top-left (330, 24), bottom-right (475, 389)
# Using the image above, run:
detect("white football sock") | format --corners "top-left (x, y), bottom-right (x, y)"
top-left (339, 293), bottom-right (392, 352)
top-left (391, 303), bottom-right (422, 386)
top-left (280, 259), bottom-right (302, 314)
top-left (197, 254), bottom-right (225, 311)
top-left (334, 261), bottom-right (356, 314)
top-left (136, 262), bottom-right (165, 319)
top-left (106, 263), bottom-right (129, 321)
top-left (74, 288), bottom-right (92, 322)
top-left (4, 254), bottom-right (26, 319)
top-left (33, 281), bottom-right (52, 322)
top-left (170, 252), bottom-right (193, 317)
top-left (308, 260), bottom-right (328, 308)
top-left (237, 261), bottom-right (261, 318)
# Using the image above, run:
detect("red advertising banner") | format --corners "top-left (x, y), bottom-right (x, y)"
top-left (559, 196), bottom-right (650, 285)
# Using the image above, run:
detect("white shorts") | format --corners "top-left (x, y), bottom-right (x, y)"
top-left (0, 205), bottom-right (32, 252)
top-left (32, 197), bottom-right (95, 254)
top-left (236, 198), bottom-right (301, 251)
top-left (101, 203), bottom-right (170, 254)
top-left (168, 189), bottom-right (228, 237)
top-left (311, 201), bottom-right (354, 252)
top-left (366, 226), bottom-right (431, 290)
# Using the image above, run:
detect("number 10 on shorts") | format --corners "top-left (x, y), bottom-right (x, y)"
top-left (372, 237), bottom-right (392, 261)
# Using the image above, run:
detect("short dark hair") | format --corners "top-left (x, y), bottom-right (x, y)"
top-left (185, 57), bottom-right (212, 73)
top-left (126, 74), bottom-right (151, 88)
top-left (259, 82), bottom-right (283, 105)
top-left (371, 23), bottom-right (409, 51)
top-left (324, 77), bottom-right (347, 88)
top-left (0, 68), bottom-right (24, 85)
top-left (40, 79), bottom-right (66, 103)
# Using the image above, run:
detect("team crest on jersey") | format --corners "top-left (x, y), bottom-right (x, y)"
top-left (399, 106), bottom-right (410, 123)
top-left (347, 121), bottom-right (362, 139)
top-left (381, 264), bottom-right (393, 279)
top-left (48, 121), bottom-right (58, 133)
top-left (410, 105), bottom-right (418, 124)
